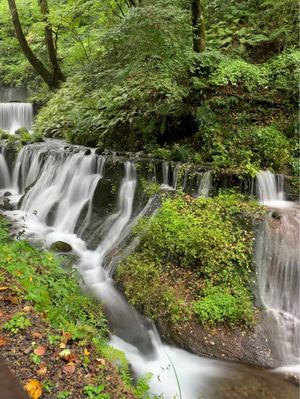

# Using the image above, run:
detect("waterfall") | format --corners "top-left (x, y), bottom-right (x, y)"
top-left (0, 103), bottom-right (33, 133)
top-left (256, 169), bottom-right (300, 369)
top-left (256, 170), bottom-right (288, 207)
top-left (1, 146), bottom-right (299, 398)
top-left (161, 161), bottom-right (170, 188)
top-left (196, 170), bottom-right (212, 198)
top-left (0, 147), bottom-right (11, 188)
top-left (256, 208), bottom-right (300, 367)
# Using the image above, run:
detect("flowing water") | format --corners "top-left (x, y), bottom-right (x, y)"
top-left (196, 171), bottom-right (212, 198)
top-left (256, 171), bottom-right (300, 372)
top-left (0, 102), bottom-right (33, 133)
top-left (0, 143), bottom-right (298, 398)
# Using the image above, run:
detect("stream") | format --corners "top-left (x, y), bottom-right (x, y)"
top-left (0, 103), bottom-right (299, 398)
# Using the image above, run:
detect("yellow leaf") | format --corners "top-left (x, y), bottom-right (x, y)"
top-left (0, 287), bottom-right (8, 291)
top-left (24, 379), bottom-right (42, 399)
top-left (29, 277), bottom-right (33, 282)
top-left (84, 348), bottom-right (90, 356)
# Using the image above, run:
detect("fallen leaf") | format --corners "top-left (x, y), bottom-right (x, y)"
top-left (23, 306), bottom-right (33, 313)
top-left (62, 363), bottom-right (76, 375)
top-left (59, 349), bottom-right (71, 359)
top-left (59, 342), bottom-right (66, 349)
top-left (84, 348), bottom-right (90, 356)
top-left (0, 336), bottom-right (8, 346)
top-left (61, 332), bottom-right (72, 344)
top-left (24, 379), bottom-right (42, 399)
top-left (32, 332), bottom-right (42, 339)
top-left (0, 287), bottom-right (8, 291)
top-left (34, 346), bottom-right (46, 356)
top-left (37, 364), bottom-right (47, 376)
top-left (96, 358), bottom-right (106, 365)
top-left (64, 352), bottom-right (79, 363)
top-left (2, 295), bottom-right (19, 304)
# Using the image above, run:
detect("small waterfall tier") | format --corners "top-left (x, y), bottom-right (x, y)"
top-left (256, 170), bottom-right (293, 208)
top-left (0, 103), bottom-right (33, 134)
top-left (256, 169), bottom-right (300, 370)
top-left (256, 208), bottom-right (300, 368)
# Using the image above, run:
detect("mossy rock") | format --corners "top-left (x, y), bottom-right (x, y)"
top-left (50, 241), bottom-right (72, 252)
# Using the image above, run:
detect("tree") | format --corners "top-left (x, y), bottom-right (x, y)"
top-left (7, 0), bottom-right (64, 89)
top-left (191, 0), bottom-right (205, 52)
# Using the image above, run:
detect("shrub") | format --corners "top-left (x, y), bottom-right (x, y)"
top-left (250, 126), bottom-right (290, 170)
top-left (193, 286), bottom-right (254, 326)
top-left (210, 58), bottom-right (268, 91)
top-left (118, 193), bottom-right (264, 326)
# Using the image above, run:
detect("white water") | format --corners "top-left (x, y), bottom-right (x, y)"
top-left (0, 103), bottom-right (33, 133)
top-left (196, 171), bottom-right (212, 198)
top-left (0, 143), bottom-right (231, 397)
top-left (0, 147), bottom-right (298, 398)
top-left (0, 147), bottom-right (10, 188)
top-left (256, 170), bottom-right (293, 208)
top-left (256, 170), bottom-right (300, 371)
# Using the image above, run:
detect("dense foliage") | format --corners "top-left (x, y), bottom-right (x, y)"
top-left (0, 0), bottom-right (298, 175)
top-left (117, 192), bottom-right (265, 326)
top-left (0, 217), bottom-right (108, 339)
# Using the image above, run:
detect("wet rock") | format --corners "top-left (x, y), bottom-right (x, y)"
top-left (271, 210), bottom-right (281, 220)
top-left (1, 197), bottom-right (13, 210)
top-left (156, 313), bottom-right (276, 368)
top-left (95, 147), bottom-right (104, 155)
top-left (3, 192), bottom-right (11, 197)
top-left (84, 149), bottom-right (91, 156)
top-left (50, 241), bottom-right (72, 253)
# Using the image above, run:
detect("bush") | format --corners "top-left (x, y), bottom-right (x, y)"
top-left (194, 286), bottom-right (253, 325)
top-left (118, 193), bottom-right (264, 326)
top-left (210, 58), bottom-right (268, 91)
top-left (250, 126), bottom-right (290, 170)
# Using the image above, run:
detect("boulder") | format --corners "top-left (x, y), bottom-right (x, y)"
top-left (50, 241), bottom-right (72, 253)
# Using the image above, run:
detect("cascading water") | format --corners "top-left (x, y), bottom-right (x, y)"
top-left (256, 170), bottom-right (300, 371)
top-left (0, 144), bottom-right (298, 398)
top-left (256, 170), bottom-right (290, 207)
top-left (0, 147), bottom-right (11, 188)
top-left (196, 170), bottom-right (212, 198)
top-left (0, 103), bottom-right (33, 133)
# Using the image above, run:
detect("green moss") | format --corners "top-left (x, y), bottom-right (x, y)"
top-left (117, 192), bottom-right (265, 327)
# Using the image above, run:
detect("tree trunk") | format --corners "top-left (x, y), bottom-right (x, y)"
top-left (192, 0), bottom-right (206, 52)
top-left (38, 0), bottom-right (65, 84)
top-left (7, 0), bottom-right (63, 89)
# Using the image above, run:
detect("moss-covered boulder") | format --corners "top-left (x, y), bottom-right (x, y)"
top-left (50, 241), bottom-right (72, 252)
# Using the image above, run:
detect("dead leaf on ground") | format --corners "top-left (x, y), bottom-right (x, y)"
top-left (0, 286), bottom-right (9, 291)
top-left (32, 332), bottom-right (42, 339)
top-left (59, 349), bottom-right (71, 359)
top-left (0, 336), bottom-right (8, 346)
top-left (1, 295), bottom-right (19, 304)
top-left (24, 379), bottom-right (42, 399)
top-left (64, 352), bottom-right (79, 363)
top-left (61, 332), bottom-right (72, 344)
top-left (37, 364), bottom-right (47, 376)
top-left (62, 363), bottom-right (76, 375)
top-left (34, 346), bottom-right (46, 356)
